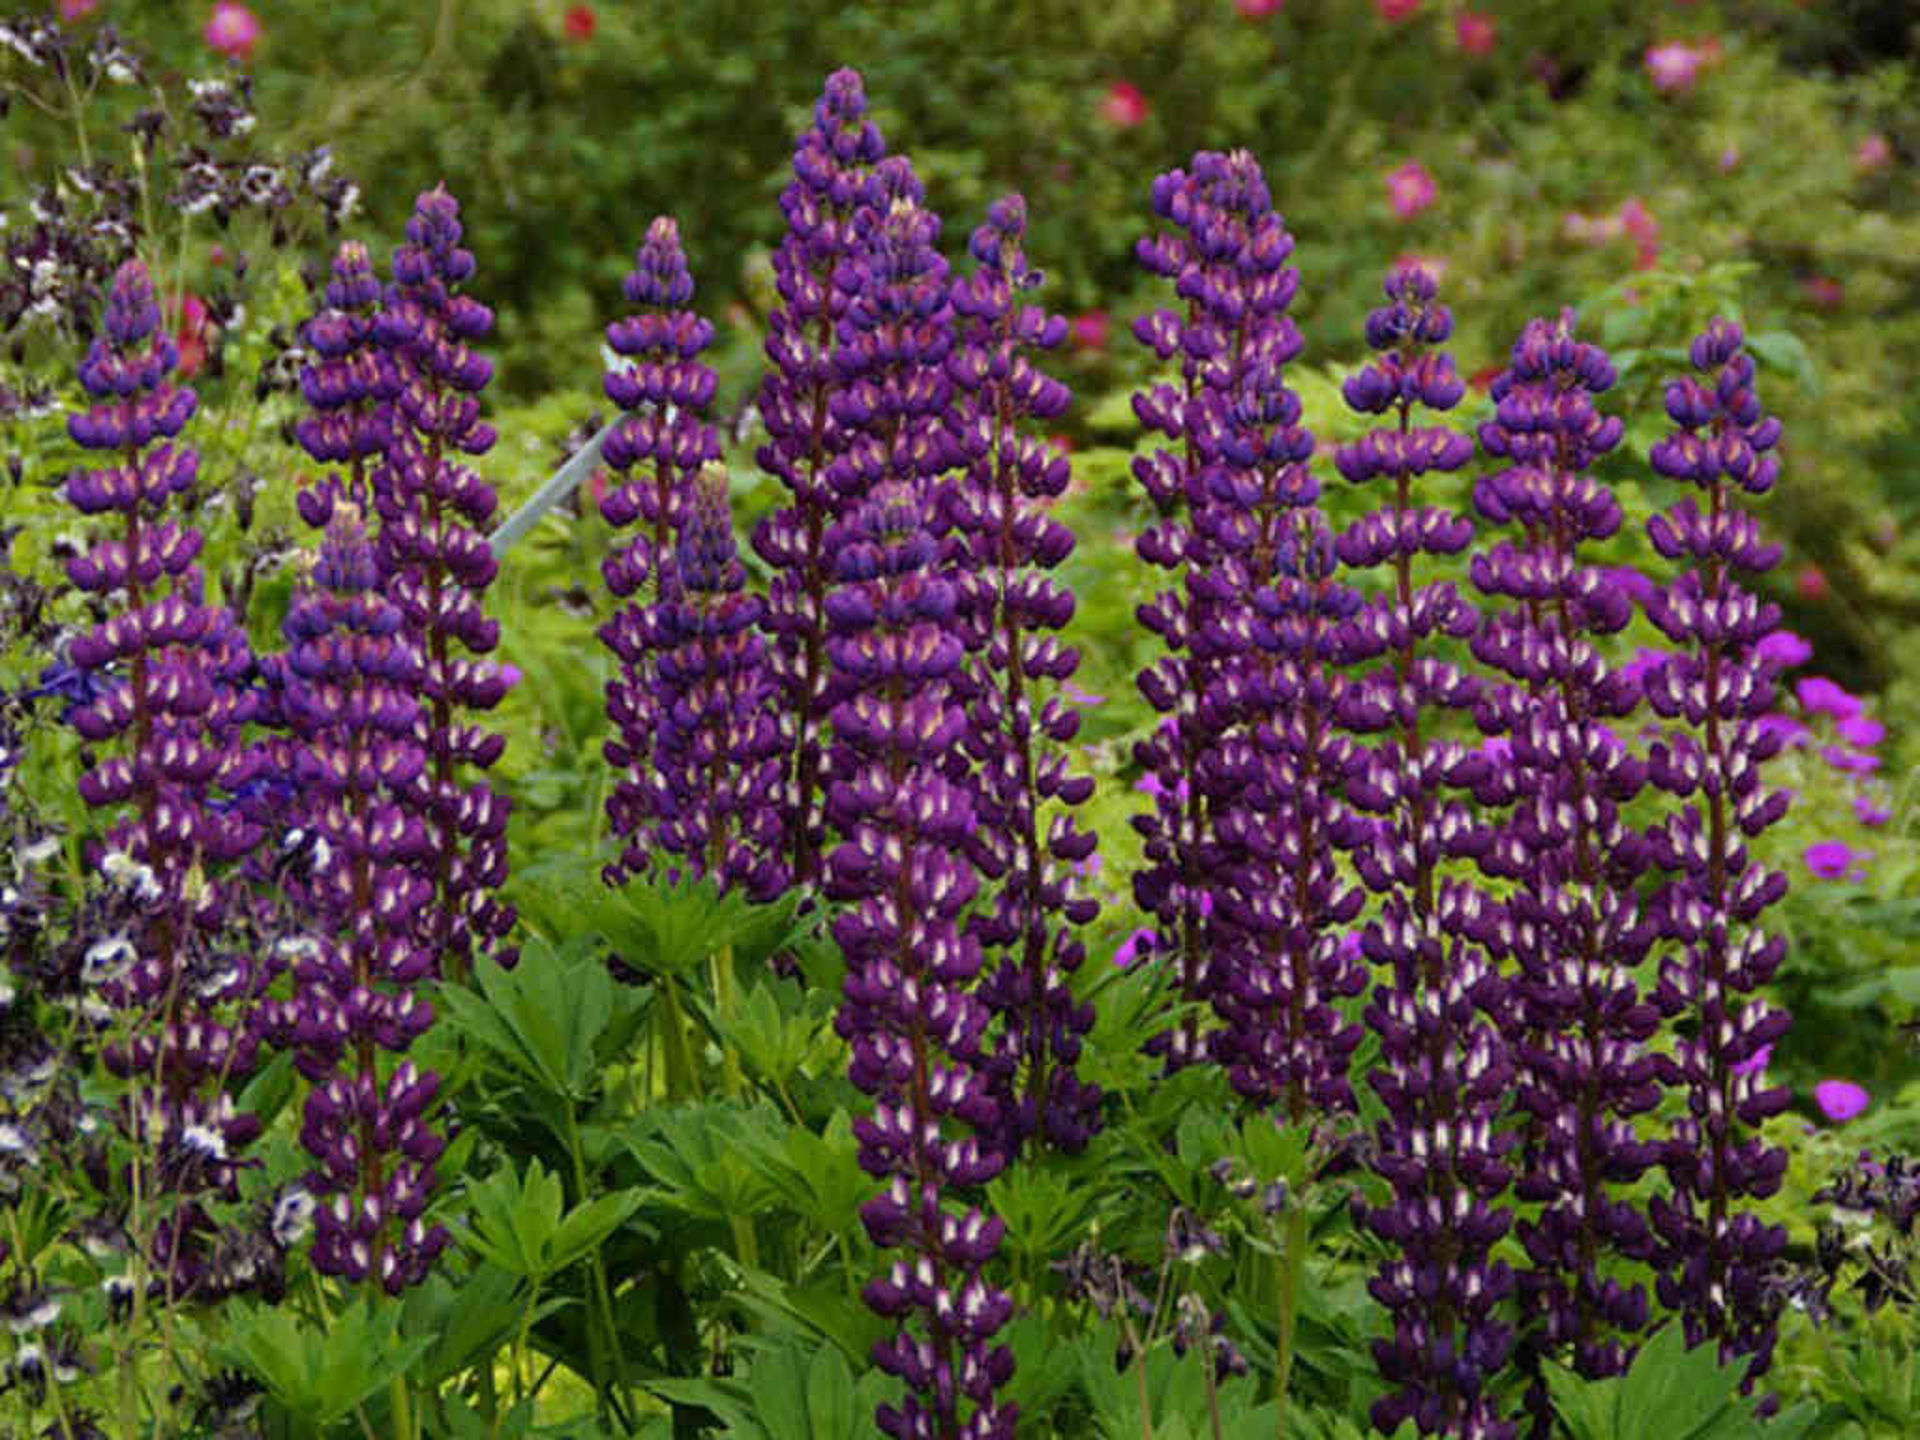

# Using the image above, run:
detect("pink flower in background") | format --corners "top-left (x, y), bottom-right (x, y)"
top-left (1795, 565), bottom-right (1830, 600)
top-left (1813, 1080), bottom-right (1871, 1124)
top-left (1070, 309), bottom-right (1110, 351)
top-left (203, 2), bottom-right (261, 61)
top-left (1644, 41), bottom-right (1704, 94)
top-left (1386, 161), bottom-right (1436, 219)
top-left (1618, 197), bottom-right (1659, 264)
top-left (59, 0), bottom-right (97, 20)
top-left (1804, 840), bottom-right (1870, 881)
top-left (174, 293), bottom-right (211, 379)
top-left (1855, 132), bottom-right (1893, 174)
top-left (1235, 0), bottom-right (1285, 17)
top-left (1803, 275), bottom-right (1845, 311)
top-left (1796, 676), bottom-right (1860, 720)
top-left (1375, 0), bottom-right (1422, 20)
top-left (1100, 81), bottom-right (1149, 128)
top-left (1756, 630), bottom-right (1813, 669)
top-left (1392, 251), bottom-right (1448, 284)
top-left (562, 4), bottom-right (597, 40)
top-left (1455, 10), bottom-right (1496, 55)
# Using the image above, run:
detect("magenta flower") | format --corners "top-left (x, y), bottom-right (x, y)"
top-left (1114, 927), bottom-right (1157, 969)
top-left (1455, 10), bottom-right (1496, 55)
top-left (1755, 713), bottom-right (1811, 750)
top-left (1813, 1080), bottom-right (1871, 1124)
top-left (1099, 81), bottom-right (1149, 128)
top-left (1856, 793), bottom-right (1892, 827)
top-left (1235, 0), bottom-right (1285, 16)
top-left (1644, 41), bottom-right (1704, 94)
top-left (1837, 713), bottom-right (1885, 749)
top-left (1797, 676), bottom-right (1862, 720)
top-left (1070, 308), bottom-right (1111, 351)
top-left (1061, 680), bottom-right (1106, 707)
top-left (203, 2), bottom-right (262, 61)
top-left (1375, 0), bottom-right (1421, 20)
top-left (1756, 630), bottom-right (1813, 669)
top-left (1385, 161), bottom-right (1436, 219)
top-left (1822, 746), bottom-right (1881, 776)
top-left (59, 0), bottom-right (97, 19)
top-left (1804, 840), bottom-right (1869, 881)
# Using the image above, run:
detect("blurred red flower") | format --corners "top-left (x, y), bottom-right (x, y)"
top-left (1099, 81), bottom-right (1148, 128)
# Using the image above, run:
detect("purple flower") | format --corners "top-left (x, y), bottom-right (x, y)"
top-left (943, 192), bottom-right (1101, 1156)
top-left (1836, 713), bottom-right (1885, 749)
top-left (1855, 792), bottom-right (1892, 827)
top-left (1339, 264), bottom-right (1514, 1438)
top-left (1731, 1043), bottom-right (1772, 1079)
top-left (1470, 310), bottom-right (1659, 1404)
top-left (372, 185), bottom-right (517, 981)
top-left (1804, 840), bottom-right (1867, 881)
top-left (1643, 318), bottom-right (1792, 1384)
top-left (1813, 1080), bottom-right (1870, 1124)
top-left (294, 240), bottom-right (396, 527)
top-left (1755, 630), bottom-right (1812, 670)
top-left (1113, 927), bottom-right (1157, 969)
top-left (750, 69), bottom-right (890, 890)
top-left (824, 484), bottom-right (1015, 1440)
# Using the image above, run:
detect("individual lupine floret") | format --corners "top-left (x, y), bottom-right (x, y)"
top-left (628, 473), bottom-right (788, 899)
top-left (1640, 318), bottom-right (1793, 1383)
top-left (942, 193), bottom-right (1101, 1156)
top-left (1471, 312), bottom-right (1663, 1412)
top-left (752, 69), bottom-right (889, 891)
top-left (824, 485), bottom-right (1016, 1440)
top-left (1335, 263), bottom-right (1516, 1439)
top-left (256, 514), bottom-right (449, 1293)
top-left (1129, 149), bottom-right (1313, 1071)
top-left (596, 216), bottom-right (724, 886)
top-left (293, 239), bottom-right (397, 528)
top-left (60, 258), bottom-right (267, 1167)
top-left (372, 184), bottom-right (516, 980)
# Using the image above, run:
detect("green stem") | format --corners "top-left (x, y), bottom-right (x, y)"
top-left (390, 1374), bottom-right (415, 1440)
top-left (1274, 1205), bottom-right (1308, 1438)
top-left (507, 1277), bottom-right (540, 1422)
top-left (710, 945), bottom-right (745, 1098)
top-left (657, 976), bottom-right (701, 1102)
top-left (566, 1106), bottom-right (634, 1424)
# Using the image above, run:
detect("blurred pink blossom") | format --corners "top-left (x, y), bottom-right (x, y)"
top-left (1644, 41), bottom-right (1705, 94)
top-left (1455, 10), bottom-right (1496, 55)
top-left (1386, 161), bottom-right (1436, 219)
top-left (203, 2), bottom-right (261, 61)
top-left (1794, 565), bottom-right (1830, 600)
top-left (1813, 1079), bottom-right (1871, 1124)
top-left (1718, 144), bottom-right (1741, 173)
top-left (1375, 0), bottom-right (1422, 20)
top-left (1855, 132), bottom-right (1894, 174)
top-left (1070, 309), bottom-right (1110, 351)
top-left (1802, 276), bottom-right (1845, 311)
top-left (59, 0), bottom-right (96, 19)
top-left (1099, 81), bottom-right (1149, 129)
top-left (1235, 0), bottom-right (1285, 16)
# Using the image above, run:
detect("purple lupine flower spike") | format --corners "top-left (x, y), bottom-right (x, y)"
top-left (637, 472), bottom-right (788, 899)
top-left (1642, 318), bottom-right (1792, 1382)
top-left (943, 193), bottom-right (1101, 1156)
top-left (257, 512), bottom-right (448, 1293)
top-left (62, 260), bottom-right (266, 1136)
top-left (826, 483), bottom-right (1016, 1440)
top-left (1130, 150), bottom-right (1312, 1072)
top-left (1336, 263), bottom-right (1516, 1439)
top-left (597, 215), bottom-right (724, 887)
top-left (373, 184), bottom-right (516, 980)
top-left (294, 240), bottom-right (397, 528)
top-left (1471, 312), bottom-right (1662, 1413)
top-left (752, 69), bottom-right (889, 892)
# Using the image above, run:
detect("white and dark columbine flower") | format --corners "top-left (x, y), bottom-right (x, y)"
top-left (1471, 312), bottom-right (1663, 1411)
top-left (942, 193), bottom-right (1101, 1156)
top-left (751, 69), bottom-right (890, 892)
top-left (1336, 263), bottom-right (1516, 1440)
top-left (1641, 319), bottom-right (1793, 1384)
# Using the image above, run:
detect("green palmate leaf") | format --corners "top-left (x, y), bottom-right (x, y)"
top-left (441, 937), bottom-right (630, 1106)
top-left (400, 1264), bottom-right (564, 1389)
top-left (1545, 1322), bottom-right (1820, 1440)
top-left (624, 1100), bottom-right (791, 1223)
top-left (222, 1298), bottom-right (436, 1429)
top-left (993, 1164), bottom-right (1097, 1270)
top-left (743, 1108), bottom-right (871, 1238)
top-left (458, 1157), bottom-right (649, 1281)
top-left (716, 976), bottom-right (839, 1091)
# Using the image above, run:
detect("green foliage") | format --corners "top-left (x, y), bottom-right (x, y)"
top-left (1543, 1322), bottom-right (1820, 1440)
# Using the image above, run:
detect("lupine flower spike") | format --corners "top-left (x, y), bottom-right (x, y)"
top-left (293, 239), bottom-right (396, 528)
top-left (257, 513), bottom-right (448, 1293)
top-left (597, 215), bottom-right (724, 886)
top-left (1472, 312), bottom-right (1661, 1417)
top-left (826, 486), bottom-right (1017, 1440)
top-left (1336, 263), bottom-right (1516, 1439)
top-left (752, 70), bottom-right (889, 891)
top-left (1642, 318), bottom-right (1793, 1384)
top-left (944, 193), bottom-right (1102, 1155)
top-left (1130, 150), bottom-right (1314, 1071)
top-left (372, 185), bottom-right (516, 979)
top-left (61, 257), bottom-right (267, 1202)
